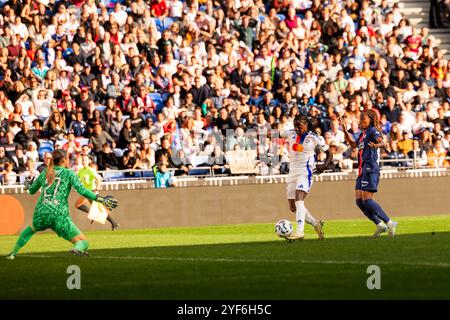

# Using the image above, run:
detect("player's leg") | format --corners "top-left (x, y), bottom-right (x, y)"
top-left (6, 225), bottom-right (37, 260)
top-left (361, 173), bottom-right (397, 237)
top-left (287, 189), bottom-right (307, 240)
top-left (77, 196), bottom-right (119, 230)
top-left (57, 219), bottom-right (90, 256)
top-left (69, 233), bottom-right (90, 256)
top-left (362, 190), bottom-right (397, 238)
top-left (106, 214), bottom-right (119, 231)
top-left (288, 197), bottom-right (323, 240)
top-left (286, 174), bottom-right (311, 240)
top-left (305, 208), bottom-right (325, 240)
top-left (355, 176), bottom-right (388, 237)
top-left (75, 197), bottom-right (91, 214)
top-left (355, 189), bottom-right (382, 225)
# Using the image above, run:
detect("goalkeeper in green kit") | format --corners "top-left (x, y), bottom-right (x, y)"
top-left (6, 150), bottom-right (118, 260)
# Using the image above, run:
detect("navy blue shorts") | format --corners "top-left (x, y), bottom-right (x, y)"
top-left (355, 172), bottom-right (379, 193)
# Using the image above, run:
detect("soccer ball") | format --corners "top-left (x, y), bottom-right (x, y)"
top-left (275, 219), bottom-right (293, 238)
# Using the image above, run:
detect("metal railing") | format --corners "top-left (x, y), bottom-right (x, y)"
top-left (1, 157), bottom-right (449, 190)
top-left (3, 167), bottom-right (449, 194)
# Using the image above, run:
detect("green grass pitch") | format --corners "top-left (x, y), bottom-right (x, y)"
top-left (1, 214), bottom-right (450, 299)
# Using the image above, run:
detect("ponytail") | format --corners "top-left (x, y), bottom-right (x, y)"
top-left (46, 156), bottom-right (55, 185)
top-left (45, 149), bottom-right (67, 185)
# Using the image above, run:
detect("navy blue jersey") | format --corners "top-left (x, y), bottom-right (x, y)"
top-left (356, 126), bottom-right (382, 176)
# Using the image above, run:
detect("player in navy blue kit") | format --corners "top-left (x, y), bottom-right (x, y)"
top-left (340, 110), bottom-right (398, 237)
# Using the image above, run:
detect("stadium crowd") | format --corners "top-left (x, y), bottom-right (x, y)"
top-left (1, 0), bottom-right (450, 185)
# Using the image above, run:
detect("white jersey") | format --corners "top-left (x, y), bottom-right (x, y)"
top-left (281, 130), bottom-right (329, 176)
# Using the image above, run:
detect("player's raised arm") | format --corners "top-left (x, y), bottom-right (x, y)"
top-left (314, 135), bottom-right (333, 175)
top-left (368, 129), bottom-right (386, 149)
top-left (339, 116), bottom-right (357, 149)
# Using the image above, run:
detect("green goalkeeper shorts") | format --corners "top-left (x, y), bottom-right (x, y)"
top-left (33, 209), bottom-right (82, 241)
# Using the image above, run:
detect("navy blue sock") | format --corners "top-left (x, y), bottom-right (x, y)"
top-left (356, 199), bottom-right (381, 225)
top-left (363, 199), bottom-right (390, 224)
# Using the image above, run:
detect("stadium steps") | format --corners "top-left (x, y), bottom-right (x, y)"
top-left (398, 0), bottom-right (450, 60)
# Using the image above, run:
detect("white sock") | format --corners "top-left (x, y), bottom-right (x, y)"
top-left (305, 208), bottom-right (317, 226)
top-left (295, 200), bottom-right (306, 233)
top-left (386, 220), bottom-right (393, 228)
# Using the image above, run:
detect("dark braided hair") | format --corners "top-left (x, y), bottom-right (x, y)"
top-left (293, 114), bottom-right (311, 132)
top-left (363, 109), bottom-right (382, 134)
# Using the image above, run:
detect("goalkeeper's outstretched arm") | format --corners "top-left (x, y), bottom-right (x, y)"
top-left (70, 171), bottom-right (118, 210)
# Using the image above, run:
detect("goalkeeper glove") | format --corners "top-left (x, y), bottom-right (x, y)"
top-left (24, 176), bottom-right (35, 191)
top-left (96, 195), bottom-right (118, 210)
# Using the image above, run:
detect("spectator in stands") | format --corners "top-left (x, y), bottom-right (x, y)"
top-left (62, 133), bottom-right (82, 161)
top-left (22, 158), bottom-right (39, 180)
top-left (13, 121), bottom-right (40, 149)
top-left (382, 96), bottom-right (402, 124)
top-left (2, 131), bottom-right (18, 159)
top-left (429, 0), bottom-right (445, 29)
top-left (123, 142), bottom-right (140, 171)
top-left (0, 0), bottom-right (447, 185)
top-left (155, 136), bottom-right (175, 166)
top-left (97, 142), bottom-right (120, 171)
top-left (25, 142), bottom-right (39, 163)
top-left (10, 144), bottom-right (27, 173)
top-left (138, 139), bottom-right (156, 170)
top-left (172, 149), bottom-right (192, 176)
top-left (397, 131), bottom-right (414, 156)
top-left (154, 154), bottom-right (176, 188)
top-left (89, 123), bottom-right (115, 154)
top-left (69, 112), bottom-right (87, 138)
top-left (385, 140), bottom-right (408, 167)
top-left (0, 146), bottom-right (7, 171)
top-left (420, 128), bottom-right (435, 152)
top-left (427, 139), bottom-right (449, 167)
top-left (2, 162), bottom-right (17, 185)
top-left (190, 76), bottom-right (212, 107)
top-left (119, 118), bottom-right (138, 149)
top-left (408, 139), bottom-right (429, 167)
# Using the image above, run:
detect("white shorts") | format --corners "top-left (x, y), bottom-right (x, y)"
top-left (287, 174), bottom-right (313, 199)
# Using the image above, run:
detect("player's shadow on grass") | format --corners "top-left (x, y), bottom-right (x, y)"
top-left (22, 230), bottom-right (450, 262)
top-left (3, 231), bottom-right (450, 300)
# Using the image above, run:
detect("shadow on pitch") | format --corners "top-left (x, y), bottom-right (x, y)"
top-left (17, 230), bottom-right (450, 261)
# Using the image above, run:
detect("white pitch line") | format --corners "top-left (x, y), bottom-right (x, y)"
top-left (19, 254), bottom-right (450, 268)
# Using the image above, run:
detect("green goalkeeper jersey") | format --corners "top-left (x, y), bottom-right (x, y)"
top-left (28, 166), bottom-right (97, 239)
top-left (29, 166), bottom-right (97, 204)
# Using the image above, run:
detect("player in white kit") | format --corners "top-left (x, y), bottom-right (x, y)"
top-left (281, 115), bottom-right (333, 240)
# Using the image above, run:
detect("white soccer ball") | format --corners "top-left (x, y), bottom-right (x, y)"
top-left (275, 219), bottom-right (293, 238)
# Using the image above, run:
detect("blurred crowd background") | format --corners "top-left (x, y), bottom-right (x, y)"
top-left (0, 0), bottom-right (449, 186)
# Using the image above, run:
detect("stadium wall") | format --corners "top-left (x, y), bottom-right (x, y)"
top-left (11, 176), bottom-right (450, 233)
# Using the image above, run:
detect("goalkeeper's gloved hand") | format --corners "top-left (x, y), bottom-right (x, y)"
top-left (24, 176), bottom-right (35, 191)
top-left (96, 195), bottom-right (118, 210)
